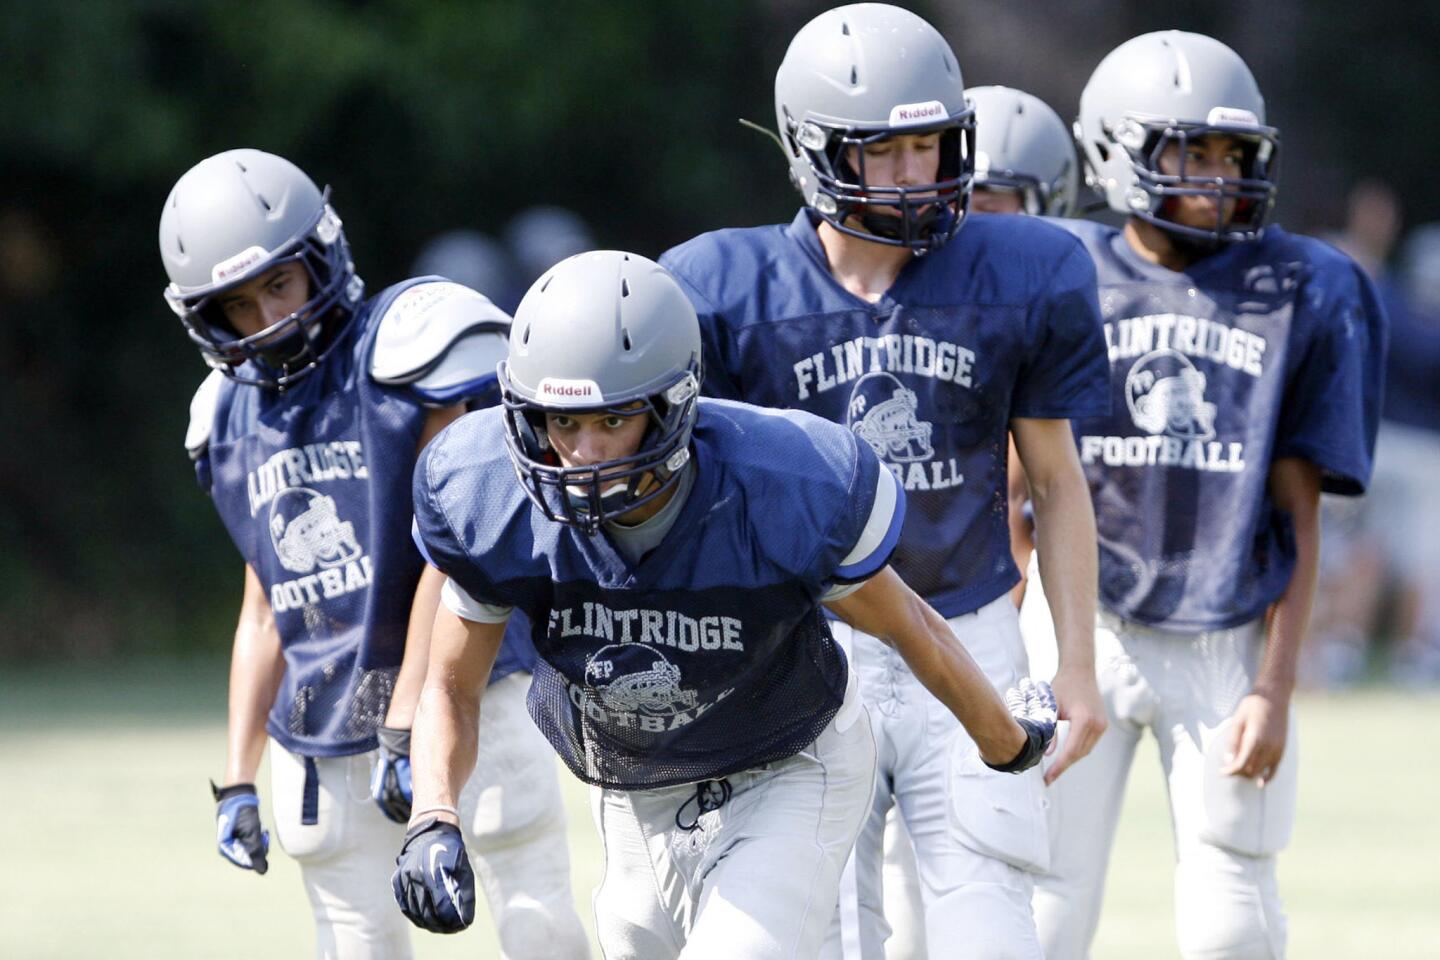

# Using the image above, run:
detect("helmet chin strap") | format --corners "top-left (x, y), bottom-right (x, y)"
top-left (565, 479), bottom-right (632, 521)
top-left (565, 455), bottom-right (691, 528)
top-left (852, 201), bottom-right (948, 248)
top-left (251, 308), bottom-right (344, 372)
top-left (1154, 204), bottom-right (1228, 256)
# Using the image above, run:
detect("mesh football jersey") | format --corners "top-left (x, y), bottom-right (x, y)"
top-left (661, 210), bottom-right (1107, 618)
top-left (1060, 220), bottom-right (1386, 630)
top-left (413, 399), bottom-right (904, 789)
top-left (196, 279), bottom-right (534, 757)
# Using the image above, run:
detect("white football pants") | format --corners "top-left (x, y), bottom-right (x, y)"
top-left (826, 595), bottom-right (1049, 960)
top-left (1025, 563), bottom-right (1296, 960)
top-left (878, 810), bottom-right (927, 960)
top-left (270, 670), bottom-right (589, 960)
top-left (589, 669), bottom-right (875, 960)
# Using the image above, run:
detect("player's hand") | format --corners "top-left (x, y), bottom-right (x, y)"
top-left (393, 817), bottom-right (475, 933)
top-left (212, 781), bottom-right (270, 875)
top-left (1221, 691), bottom-right (1288, 787)
top-left (985, 678), bottom-right (1058, 773)
top-left (371, 725), bottom-right (413, 823)
top-left (1043, 664), bottom-right (1108, 784)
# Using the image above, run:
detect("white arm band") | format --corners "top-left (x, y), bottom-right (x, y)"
top-left (440, 577), bottom-right (513, 624)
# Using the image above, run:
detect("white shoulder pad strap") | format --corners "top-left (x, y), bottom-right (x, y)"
top-left (184, 370), bottom-right (226, 458)
top-left (371, 281), bottom-right (512, 387)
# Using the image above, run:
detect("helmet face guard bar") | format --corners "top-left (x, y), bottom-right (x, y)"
top-left (1119, 119), bottom-right (1279, 243)
top-left (792, 114), bottom-right (976, 254)
top-left (165, 197), bottom-right (360, 390)
top-left (499, 363), bottom-right (700, 535)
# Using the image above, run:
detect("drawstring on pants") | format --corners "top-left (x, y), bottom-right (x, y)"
top-left (675, 778), bottom-right (731, 832)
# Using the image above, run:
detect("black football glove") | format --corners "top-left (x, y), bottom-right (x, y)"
top-left (984, 678), bottom-right (1058, 774)
top-left (212, 781), bottom-right (270, 874)
top-left (370, 725), bottom-right (413, 823)
top-left (392, 817), bottom-right (475, 933)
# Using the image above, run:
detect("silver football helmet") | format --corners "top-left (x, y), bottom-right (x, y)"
top-left (499, 251), bottom-right (702, 533)
top-left (411, 229), bottom-right (520, 311)
top-left (774, 3), bottom-right (975, 253)
top-left (505, 206), bottom-right (596, 288)
top-left (968, 86), bottom-right (1079, 217)
top-left (1076, 31), bottom-right (1279, 243)
top-left (158, 149), bottom-right (364, 389)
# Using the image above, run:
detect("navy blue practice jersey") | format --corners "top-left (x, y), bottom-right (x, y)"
top-left (412, 399), bottom-right (905, 789)
top-left (194, 279), bottom-right (535, 758)
top-left (660, 210), bottom-right (1107, 618)
top-left (1060, 221), bottom-right (1386, 630)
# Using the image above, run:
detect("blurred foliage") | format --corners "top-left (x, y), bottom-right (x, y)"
top-left (2, 0), bottom-right (1437, 660)
top-left (0, 0), bottom-right (800, 660)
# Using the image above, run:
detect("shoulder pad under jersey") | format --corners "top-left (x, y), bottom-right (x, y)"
top-left (184, 370), bottom-right (226, 459)
top-left (370, 279), bottom-right (512, 404)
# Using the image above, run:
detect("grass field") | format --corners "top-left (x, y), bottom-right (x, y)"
top-left (2, 658), bottom-right (1437, 959)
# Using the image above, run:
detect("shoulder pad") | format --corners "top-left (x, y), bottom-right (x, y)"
top-left (184, 370), bottom-right (226, 459)
top-left (371, 280), bottom-right (512, 390)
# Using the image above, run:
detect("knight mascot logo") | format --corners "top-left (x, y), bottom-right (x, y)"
top-left (1124, 349), bottom-right (1218, 441)
top-left (847, 372), bottom-right (935, 463)
top-left (585, 644), bottom-right (699, 717)
top-left (269, 486), bottom-right (363, 574)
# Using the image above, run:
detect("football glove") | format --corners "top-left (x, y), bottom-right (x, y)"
top-left (393, 817), bottom-right (475, 933)
top-left (212, 781), bottom-right (270, 874)
top-left (984, 678), bottom-right (1058, 774)
top-left (370, 725), bottom-right (413, 823)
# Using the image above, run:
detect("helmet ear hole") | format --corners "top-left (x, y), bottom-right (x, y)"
top-left (517, 409), bottom-right (549, 454)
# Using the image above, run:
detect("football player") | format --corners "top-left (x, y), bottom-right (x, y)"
top-left (967, 84), bottom-right (1082, 611)
top-left (877, 82), bottom-right (1086, 960)
top-left (658, 6), bottom-right (1108, 958)
top-left (393, 250), bottom-right (1059, 959)
top-left (411, 229), bottom-right (523, 314)
top-left (968, 85), bottom-right (1080, 218)
top-left (163, 149), bottom-right (587, 959)
top-left (1030, 32), bottom-right (1385, 960)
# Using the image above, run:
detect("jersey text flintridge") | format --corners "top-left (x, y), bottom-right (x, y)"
top-left (1104, 314), bottom-right (1266, 376)
top-left (548, 602), bottom-right (745, 653)
top-left (793, 334), bottom-right (977, 400)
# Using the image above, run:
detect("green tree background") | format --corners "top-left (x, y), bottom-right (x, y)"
top-left (2, 0), bottom-right (1433, 661)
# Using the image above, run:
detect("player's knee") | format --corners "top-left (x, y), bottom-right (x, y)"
top-left (1175, 853), bottom-right (1286, 960)
top-left (497, 901), bottom-right (588, 960)
top-left (927, 882), bottom-right (1043, 960)
top-left (469, 782), bottom-right (567, 851)
top-left (594, 910), bottom-right (676, 960)
top-left (1032, 880), bottom-right (1096, 960)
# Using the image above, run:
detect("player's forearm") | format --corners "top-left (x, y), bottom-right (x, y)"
top-left (887, 592), bottom-right (1025, 764)
top-left (1257, 511), bottom-right (1318, 701)
top-left (827, 570), bottom-right (1025, 763)
top-left (224, 615), bottom-right (285, 785)
top-left (1257, 459), bottom-right (1322, 702)
top-left (1030, 463), bottom-right (1098, 674)
top-left (385, 565), bottom-right (446, 729)
top-left (408, 608), bottom-right (504, 820)
top-left (409, 681), bottom-right (481, 819)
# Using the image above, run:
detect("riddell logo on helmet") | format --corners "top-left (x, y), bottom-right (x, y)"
top-left (537, 378), bottom-right (603, 400)
top-left (889, 100), bottom-right (946, 127)
top-left (212, 246), bottom-right (270, 284)
top-left (1206, 106), bottom-right (1260, 127)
